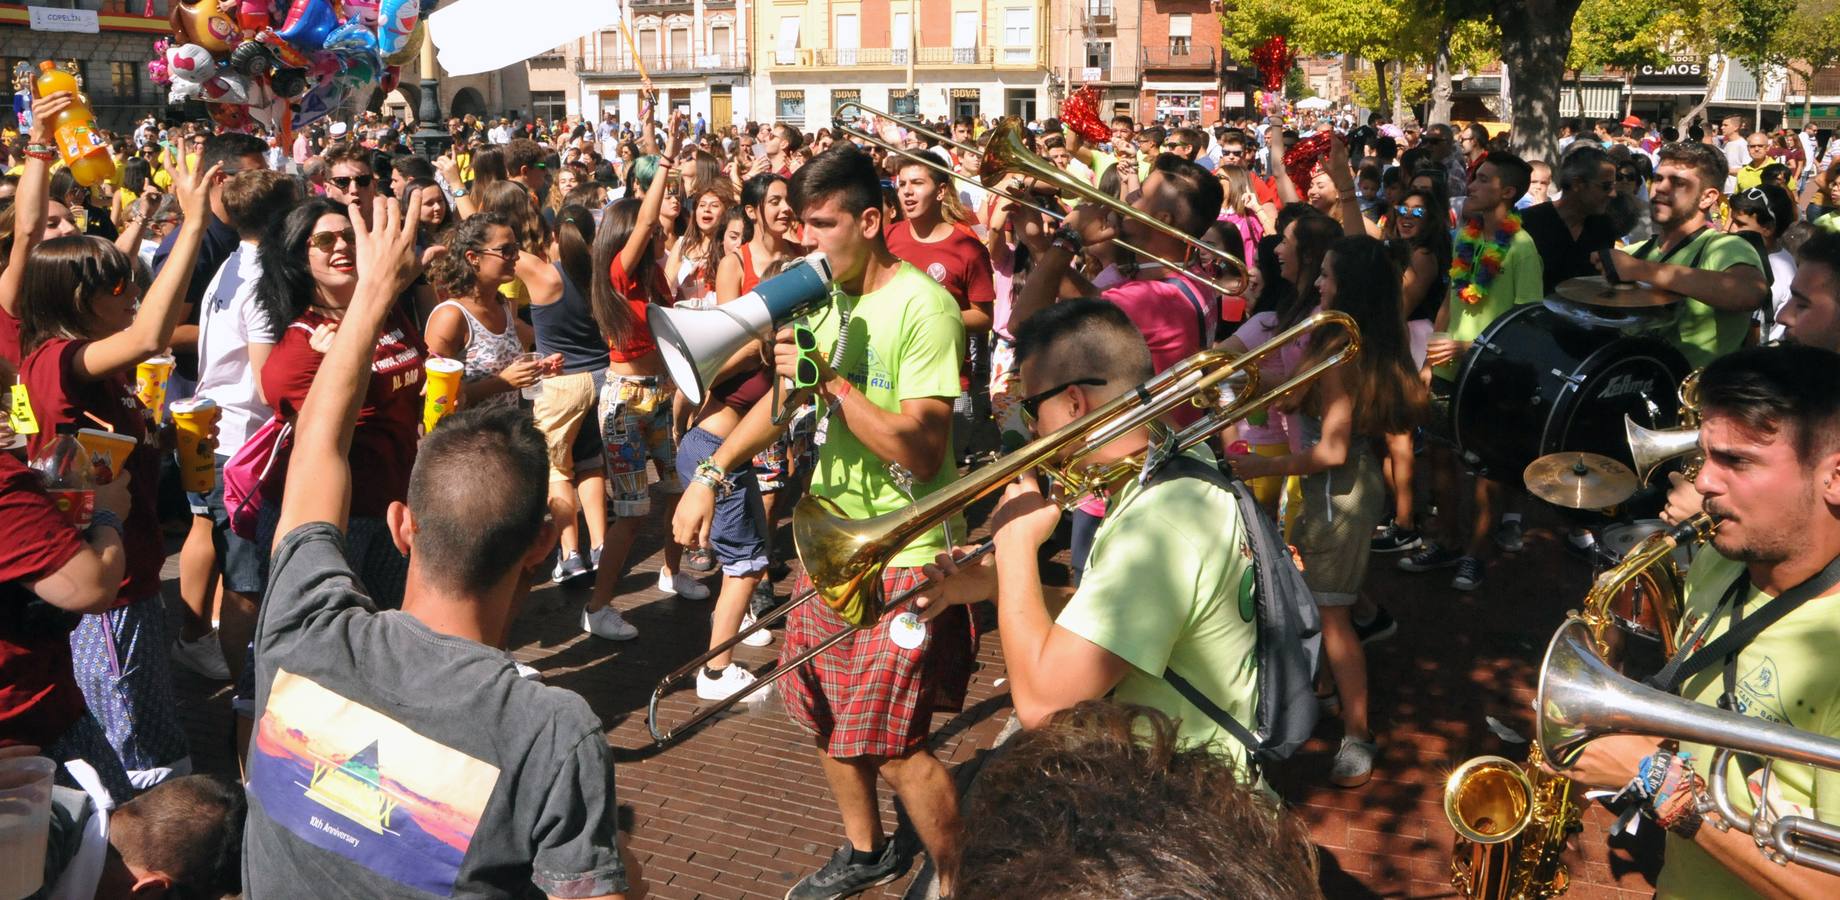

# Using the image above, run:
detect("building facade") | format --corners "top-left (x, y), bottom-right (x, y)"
top-left (3, 0), bottom-right (172, 131)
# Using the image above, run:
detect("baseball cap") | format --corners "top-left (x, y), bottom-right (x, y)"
top-left (1620, 115), bottom-right (1643, 128)
top-left (329, 121), bottom-right (349, 137)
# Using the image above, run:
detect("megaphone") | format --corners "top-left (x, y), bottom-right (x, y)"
top-left (649, 252), bottom-right (834, 405)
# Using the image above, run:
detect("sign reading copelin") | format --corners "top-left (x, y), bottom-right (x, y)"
top-left (1635, 60), bottom-right (1707, 85)
top-left (28, 7), bottom-right (100, 33)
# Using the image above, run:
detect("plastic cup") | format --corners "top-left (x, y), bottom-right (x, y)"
top-left (0, 756), bottom-right (57, 899)
top-left (513, 352), bottom-right (548, 401)
top-left (135, 354), bottom-right (175, 424)
top-left (423, 357), bottom-right (465, 433)
top-left (74, 427), bottom-right (139, 485)
top-left (170, 397), bottom-right (220, 493)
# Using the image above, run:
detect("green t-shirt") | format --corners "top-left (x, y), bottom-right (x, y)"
top-left (1631, 229), bottom-right (1763, 368)
top-left (800, 262), bottom-right (966, 568)
top-left (1655, 550), bottom-right (1840, 900)
top-left (1054, 445), bottom-right (1262, 780)
top-left (1434, 228), bottom-right (1545, 380)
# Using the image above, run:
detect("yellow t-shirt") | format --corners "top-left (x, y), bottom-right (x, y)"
top-left (1656, 550), bottom-right (1840, 899)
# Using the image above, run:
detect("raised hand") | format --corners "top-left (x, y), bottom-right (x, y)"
top-left (167, 148), bottom-right (223, 227)
top-left (350, 187), bottom-right (424, 296)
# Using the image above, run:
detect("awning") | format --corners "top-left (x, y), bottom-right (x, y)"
top-left (1628, 86), bottom-right (1708, 96)
top-left (1143, 81), bottom-right (1218, 91)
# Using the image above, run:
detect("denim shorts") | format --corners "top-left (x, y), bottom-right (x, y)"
top-left (186, 453), bottom-right (268, 596)
top-left (676, 426), bottom-right (768, 576)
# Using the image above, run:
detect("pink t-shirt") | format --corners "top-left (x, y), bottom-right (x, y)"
top-left (1229, 310), bottom-right (1307, 447)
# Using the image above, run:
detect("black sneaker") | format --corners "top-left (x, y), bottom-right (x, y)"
top-left (750, 581), bottom-right (782, 620)
top-left (785, 841), bottom-right (908, 900)
top-left (1354, 605), bottom-right (1398, 645)
top-left (1397, 542), bottom-right (1461, 572)
top-left (1452, 556), bottom-right (1485, 592)
top-left (1493, 519), bottom-right (1525, 553)
top-left (1370, 523), bottom-right (1423, 553)
top-left (553, 551), bottom-right (589, 585)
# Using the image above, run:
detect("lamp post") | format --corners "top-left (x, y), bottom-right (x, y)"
top-left (411, 8), bottom-right (451, 158)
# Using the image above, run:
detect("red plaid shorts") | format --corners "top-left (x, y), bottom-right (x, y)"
top-left (778, 565), bottom-right (975, 758)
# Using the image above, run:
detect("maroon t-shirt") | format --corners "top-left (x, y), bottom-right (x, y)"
top-left (20, 339), bottom-right (161, 604)
top-left (884, 220), bottom-right (997, 311)
top-left (0, 453), bottom-right (87, 748)
top-left (260, 304), bottom-right (425, 519)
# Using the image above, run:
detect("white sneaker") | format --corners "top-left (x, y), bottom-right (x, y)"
top-left (738, 611), bottom-right (772, 647)
top-left (581, 606), bottom-right (638, 641)
top-left (171, 630), bottom-right (231, 681)
top-left (658, 568), bottom-right (711, 600)
top-left (695, 664), bottom-right (762, 701)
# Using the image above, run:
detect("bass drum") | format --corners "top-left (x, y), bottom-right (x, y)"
top-left (1453, 301), bottom-right (1690, 486)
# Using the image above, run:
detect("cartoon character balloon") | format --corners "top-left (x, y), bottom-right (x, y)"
top-left (170, 0), bottom-right (239, 54)
top-left (375, 0), bottom-right (421, 59)
top-left (274, 0), bottom-right (340, 54)
top-left (166, 43), bottom-right (218, 85)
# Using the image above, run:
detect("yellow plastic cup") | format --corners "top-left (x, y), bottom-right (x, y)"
top-left (170, 397), bottom-right (219, 493)
top-left (73, 427), bottom-right (138, 484)
top-left (423, 357), bottom-right (465, 433)
top-left (135, 354), bottom-right (175, 424)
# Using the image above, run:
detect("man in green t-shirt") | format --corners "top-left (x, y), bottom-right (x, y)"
top-left (913, 299), bottom-right (1263, 780)
top-left (1556, 344), bottom-right (1840, 898)
top-left (1601, 141), bottom-right (1768, 368)
top-left (672, 146), bottom-right (969, 900)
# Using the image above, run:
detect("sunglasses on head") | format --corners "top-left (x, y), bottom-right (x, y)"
top-left (1019, 377), bottom-right (1107, 424)
top-left (308, 229), bottom-right (355, 252)
top-left (328, 174), bottom-right (374, 190)
top-left (1739, 188), bottom-right (1777, 224)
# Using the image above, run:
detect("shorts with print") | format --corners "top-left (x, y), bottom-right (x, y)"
top-left (533, 369), bottom-right (606, 481)
top-left (600, 372), bottom-right (681, 517)
top-left (988, 337), bottom-right (1027, 453)
top-left (778, 566), bottom-right (974, 758)
top-left (752, 401), bottom-right (819, 492)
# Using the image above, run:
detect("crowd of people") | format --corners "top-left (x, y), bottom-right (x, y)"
top-left (6, 74), bottom-right (1840, 899)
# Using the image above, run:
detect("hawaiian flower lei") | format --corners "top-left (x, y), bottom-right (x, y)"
top-left (1450, 211), bottom-right (1522, 305)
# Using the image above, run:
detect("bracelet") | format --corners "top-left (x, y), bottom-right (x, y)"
top-left (88, 508), bottom-right (123, 538)
top-left (24, 144), bottom-right (57, 162)
top-left (1049, 224), bottom-right (1082, 255)
top-left (1641, 748), bottom-right (1706, 838)
top-left (825, 377), bottom-right (852, 402)
top-left (693, 457), bottom-right (734, 498)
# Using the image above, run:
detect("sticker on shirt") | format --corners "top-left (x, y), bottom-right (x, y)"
top-left (249, 669), bottom-right (502, 895)
top-left (926, 262), bottom-right (948, 283)
top-left (1729, 657), bottom-right (1791, 724)
top-left (889, 611), bottom-right (928, 650)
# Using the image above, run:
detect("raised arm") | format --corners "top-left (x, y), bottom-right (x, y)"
top-left (72, 153), bottom-right (223, 381)
top-left (1, 92), bottom-right (73, 319)
top-left (615, 116), bottom-right (681, 277)
top-left (273, 192), bottom-right (423, 543)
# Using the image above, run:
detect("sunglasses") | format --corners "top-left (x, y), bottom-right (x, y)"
top-left (1616, 170), bottom-right (1639, 182)
top-left (308, 229), bottom-right (355, 252)
top-left (1394, 205), bottom-right (1427, 218)
top-left (328, 174), bottom-right (375, 190)
top-left (477, 244), bottom-right (521, 259)
top-left (788, 325), bottom-right (822, 389)
top-left (1020, 377), bottom-right (1107, 424)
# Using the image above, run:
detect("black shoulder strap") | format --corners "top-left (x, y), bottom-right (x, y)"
top-left (1647, 553), bottom-right (1840, 695)
top-left (1161, 275), bottom-right (1211, 353)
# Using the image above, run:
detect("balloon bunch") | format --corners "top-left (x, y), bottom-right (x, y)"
top-left (1060, 84), bottom-right (1110, 144)
top-left (1250, 35), bottom-right (1295, 92)
top-left (147, 0), bottom-right (423, 135)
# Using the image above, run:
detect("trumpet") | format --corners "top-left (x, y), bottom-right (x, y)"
top-left (833, 102), bottom-right (1249, 298)
top-left (1625, 368), bottom-right (1704, 485)
top-left (644, 311), bottom-right (1361, 745)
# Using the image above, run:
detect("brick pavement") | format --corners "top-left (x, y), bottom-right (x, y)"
top-left (168, 506), bottom-right (1667, 899)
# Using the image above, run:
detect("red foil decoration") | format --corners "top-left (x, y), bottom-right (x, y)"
top-left (1283, 131), bottom-right (1334, 190)
top-left (1062, 84), bottom-right (1110, 143)
top-left (1251, 35), bottom-right (1296, 92)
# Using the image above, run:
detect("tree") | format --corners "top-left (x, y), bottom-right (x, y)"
top-left (1781, 0), bottom-right (1840, 127)
top-left (1570, 0), bottom-right (1691, 115)
top-left (1490, 0), bottom-right (1588, 161)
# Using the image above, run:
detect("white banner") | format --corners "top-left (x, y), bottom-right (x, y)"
top-left (428, 0), bottom-right (618, 77)
top-left (29, 7), bottom-right (99, 33)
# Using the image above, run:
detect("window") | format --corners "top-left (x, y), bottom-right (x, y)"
top-left (106, 61), bottom-right (138, 99)
top-left (1169, 15), bottom-right (1191, 56)
top-left (892, 13), bottom-right (911, 64)
top-left (531, 92), bottom-right (566, 124)
top-left (638, 29), bottom-right (658, 67)
top-left (952, 11), bottom-right (978, 64)
top-left (669, 28), bottom-right (689, 67)
top-left (891, 89), bottom-right (917, 117)
top-left (1086, 0), bottom-right (1112, 18)
top-left (835, 14), bottom-right (858, 66)
top-left (1005, 88), bottom-right (1036, 122)
top-left (776, 16), bottom-right (801, 65)
top-left (833, 88), bottom-right (861, 120)
top-left (1002, 9), bottom-right (1032, 62)
top-left (777, 89), bottom-right (805, 122)
top-left (710, 25), bottom-right (731, 62)
top-left (1084, 40), bottom-right (1111, 71)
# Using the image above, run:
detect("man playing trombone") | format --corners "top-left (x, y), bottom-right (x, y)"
top-left (912, 299), bottom-right (1265, 784)
top-left (1556, 344), bottom-right (1840, 899)
top-left (672, 145), bottom-right (970, 900)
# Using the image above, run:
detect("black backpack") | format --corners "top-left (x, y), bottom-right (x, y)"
top-left (1147, 453), bottom-right (1323, 770)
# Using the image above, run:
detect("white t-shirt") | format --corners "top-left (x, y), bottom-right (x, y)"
top-left (1765, 247), bottom-right (1796, 342)
top-left (1724, 139), bottom-right (1750, 193)
top-left (195, 241), bottom-right (280, 455)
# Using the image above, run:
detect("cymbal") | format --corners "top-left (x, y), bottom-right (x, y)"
top-left (1524, 452), bottom-right (1639, 509)
top-left (1555, 276), bottom-right (1683, 309)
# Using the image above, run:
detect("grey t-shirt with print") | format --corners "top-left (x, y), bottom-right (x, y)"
top-left (243, 522), bottom-right (627, 898)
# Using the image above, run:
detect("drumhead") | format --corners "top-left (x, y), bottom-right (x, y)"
top-left (1454, 304), bottom-right (1690, 485)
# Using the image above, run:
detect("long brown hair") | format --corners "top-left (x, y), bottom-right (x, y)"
top-left (590, 197), bottom-right (667, 350)
top-left (1303, 235), bottom-right (1426, 436)
top-left (469, 145), bottom-right (508, 187)
top-left (555, 203), bottom-right (595, 298)
top-left (475, 180), bottom-right (548, 254)
top-left (17, 235), bottom-right (135, 355)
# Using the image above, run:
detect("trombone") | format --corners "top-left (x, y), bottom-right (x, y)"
top-left (832, 101), bottom-right (1249, 298)
top-left (645, 310), bottom-right (1361, 745)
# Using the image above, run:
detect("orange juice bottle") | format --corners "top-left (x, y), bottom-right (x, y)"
top-left (33, 61), bottom-right (116, 188)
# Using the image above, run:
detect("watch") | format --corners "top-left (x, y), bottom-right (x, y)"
top-left (449, 187), bottom-right (470, 198)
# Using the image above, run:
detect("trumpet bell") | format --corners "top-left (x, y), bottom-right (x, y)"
top-left (1445, 756), bottom-right (1535, 845)
top-left (1624, 415), bottom-right (1700, 485)
top-left (791, 493), bottom-right (891, 629)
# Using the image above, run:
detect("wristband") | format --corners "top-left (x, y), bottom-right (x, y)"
top-left (825, 377), bottom-right (852, 402)
top-left (24, 144), bottom-right (57, 162)
top-left (693, 457), bottom-right (734, 498)
top-left (88, 508), bottom-right (123, 538)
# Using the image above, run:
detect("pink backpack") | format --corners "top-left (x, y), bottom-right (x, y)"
top-left (223, 415), bottom-right (291, 539)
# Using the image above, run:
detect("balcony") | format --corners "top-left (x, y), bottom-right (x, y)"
top-left (575, 50), bottom-right (748, 77)
top-left (629, 0), bottom-right (695, 11)
top-left (1074, 65), bottom-right (1140, 85)
top-left (807, 47), bottom-right (999, 67)
top-left (1139, 46), bottom-right (1216, 71)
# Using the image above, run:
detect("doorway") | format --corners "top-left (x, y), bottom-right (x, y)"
top-left (711, 86), bottom-right (732, 130)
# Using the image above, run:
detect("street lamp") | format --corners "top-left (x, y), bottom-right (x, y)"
top-left (411, 4), bottom-right (451, 158)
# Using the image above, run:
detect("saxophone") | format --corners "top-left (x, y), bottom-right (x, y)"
top-left (1447, 366), bottom-right (1713, 899)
